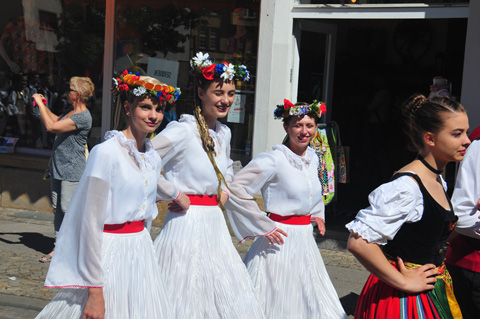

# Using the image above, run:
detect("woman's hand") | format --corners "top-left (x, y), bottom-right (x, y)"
top-left (168, 192), bottom-right (190, 213)
top-left (397, 257), bottom-right (438, 294)
top-left (220, 191), bottom-right (229, 206)
top-left (82, 288), bottom-right (105, 319)
top-left (266, 228), bottom-right (288, 245)
top-left (312, 218), bottom-right (325, 236)
top-left (32, 93), bottom-right (46, 108)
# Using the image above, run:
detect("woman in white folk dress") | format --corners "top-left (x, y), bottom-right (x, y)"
top-left (225, 99), bottom-right (348, 319)
top-left (151, 52), bottom-right (264, 319)
top-left (36, 71), bottom-right (181, 319)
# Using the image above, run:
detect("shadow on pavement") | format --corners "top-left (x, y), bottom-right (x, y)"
top-left (340, 292), bottom-right (359, 317)
top-left (0, 232), bottom-right (54, 254)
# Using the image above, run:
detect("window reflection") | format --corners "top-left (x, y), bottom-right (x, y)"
top-left (113, 1), bottom-right (259, 163)
top-left (0, 0), bottom-right (104, 151)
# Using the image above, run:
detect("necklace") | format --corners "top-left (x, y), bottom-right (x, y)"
top-left (417, 155), bottom-right (443, 175)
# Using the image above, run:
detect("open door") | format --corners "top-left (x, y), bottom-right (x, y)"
top-left (293, 20), bottom-right (337, 123)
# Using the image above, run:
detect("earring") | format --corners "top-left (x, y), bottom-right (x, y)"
top-left (126, 112), bottom-right (130, 116)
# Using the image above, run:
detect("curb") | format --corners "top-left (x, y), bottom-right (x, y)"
top-left (0, 293), bottom-right (47, 312)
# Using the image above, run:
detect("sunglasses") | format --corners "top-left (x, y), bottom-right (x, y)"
top-left (68, 88), bottom-right (78, 93)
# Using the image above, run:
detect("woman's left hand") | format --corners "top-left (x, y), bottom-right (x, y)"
top-left (220, 191), bottom-right (229, 206)
top-left (312, 217), bottom-right (327, 236)
top-left (313, 218), bottom-right (326, 236)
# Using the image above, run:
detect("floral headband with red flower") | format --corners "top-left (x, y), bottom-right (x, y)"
top-left (112, 70), bottom-right (181, 105)
top-left (274, 99), bottom-right (327, 119)
top-left (190, 52), bottom-right (250, 82)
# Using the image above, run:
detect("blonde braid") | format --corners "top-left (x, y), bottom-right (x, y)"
top-left (193, 105), bottom-right (254, 208)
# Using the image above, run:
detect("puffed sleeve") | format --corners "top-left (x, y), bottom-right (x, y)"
top-left (452, 140), bottom-right (480, 238)
top-left (345, 175), bottom-right (424, 245)
top-left (44, 144), bottom-right (111, 288)
top-left (151, 121), bottom-right (190, 201)
top-left (225, 152), bottom-right (278, 242)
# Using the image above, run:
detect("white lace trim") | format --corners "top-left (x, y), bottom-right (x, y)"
top-left (272, 144), bottom-right (315, 170)
top-left (104, 130), bottom-right (157, 171)
top-left (179, 113), bottom-right (228, 152)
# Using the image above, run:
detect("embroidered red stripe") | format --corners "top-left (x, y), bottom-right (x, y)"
top-left (187, 194), bottom-right (218, 206)
top-left (103, 220), bottom-right (145, 233)
top-left (269, 213), bottom-right (311, 225)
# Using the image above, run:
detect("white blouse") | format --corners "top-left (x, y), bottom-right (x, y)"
top-left (451, 139), bottom-right (480, 238)
top-left (226, 144), bottom-right (325, 242)
top-left (345, 174), bottom-right (449, 245)
top-left (151, 114), bottom-right (233, 195)
top-left (44, 131), bottom-right (172, 288)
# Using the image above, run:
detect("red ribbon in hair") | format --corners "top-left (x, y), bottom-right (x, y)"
top-left (283, 99), bottom-right (294, 110)
top-left (319, 103), bottom-right (327, 115)
top-left (202, 64), bottom-right (216, 80)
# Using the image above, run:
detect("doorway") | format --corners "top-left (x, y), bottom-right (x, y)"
top-left (296, 18), bottom-right (467, 217)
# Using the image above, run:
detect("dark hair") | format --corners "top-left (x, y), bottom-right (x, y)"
top-left (282, 102), bottom-right (320, 126)
top-left (191, 69), bottom-right (235, 106)
top-left (402, 94), bottom-right (466, 151)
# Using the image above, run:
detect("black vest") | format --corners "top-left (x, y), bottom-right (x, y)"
top-left (382, 172), bottom-right (458, 266)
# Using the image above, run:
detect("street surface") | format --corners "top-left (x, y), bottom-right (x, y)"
top-left (0, 207), bottom-right (368, 318)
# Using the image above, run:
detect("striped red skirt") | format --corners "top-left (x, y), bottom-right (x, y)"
top-left (355, 260), bottom-right (462, 319)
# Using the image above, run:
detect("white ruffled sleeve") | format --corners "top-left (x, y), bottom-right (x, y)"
top-left (225, 152), bottom-right (278, 242)
top-left (345, 175), bottom-right (424, 245)
top-left (44, 145), bottom-right (111, 288)
top-left (452, 140), bottom-right (480, 238)
top-left (151, 121), bottom-right (190, 201)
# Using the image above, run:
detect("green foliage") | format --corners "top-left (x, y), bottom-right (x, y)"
top-left (120, 5), bottom-right (202, 57)
top-left (55, 4), bottom-right (105, 76)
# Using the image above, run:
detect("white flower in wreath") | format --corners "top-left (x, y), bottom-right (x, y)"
top-left (112, 78), bottom-right (118, 86)
top-left (192, 52), bottom-right (211, 68)
top-left (133, 86), bottom-right (147, 96)
top-left (220, 63), bottom-right (235, 81)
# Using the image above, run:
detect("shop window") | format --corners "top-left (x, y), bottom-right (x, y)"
top-left (0, 1), bottom-right (105, 153)
top-left (300, 1), bottom-right (469, 4)
top-left (113, 1), bottom-right (259, 163)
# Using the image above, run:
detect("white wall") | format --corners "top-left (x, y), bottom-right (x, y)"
top-left (461, 2), bottom-right (480, 130)
top-left (252, 0), bottom-right (296, 155)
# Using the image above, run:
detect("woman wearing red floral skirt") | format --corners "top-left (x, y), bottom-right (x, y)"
top-left (346, 94), bottom-right (469, 319)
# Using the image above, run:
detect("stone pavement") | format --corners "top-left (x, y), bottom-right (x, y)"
top-left (0, 207), bottom-right (369, 318)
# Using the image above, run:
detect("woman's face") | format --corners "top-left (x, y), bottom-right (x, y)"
top-left (126, 96), bottom-right (164, 135)
top-left (283, 115), bottom-right (317, 156)
top-left (198, 79), bottom-right (235, 121)
top-left (68, 83), bottom-right (80, 104)
top-left (429, 111), bottom-right (470, 163)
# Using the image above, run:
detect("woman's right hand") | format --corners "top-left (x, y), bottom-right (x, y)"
top-left (32, 93), bottom-right (46, 107)
top-left (82, 288), bottom-right (105, 319)
top-left (397, 257), bottom-right (439, 294)
top-left (168, 192), bottom-right (190, 213)
top-left (266, 228), bottom-right (288, 245)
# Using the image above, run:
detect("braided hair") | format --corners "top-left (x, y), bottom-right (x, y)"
top-left (402, 94), bottom-right (466, 151)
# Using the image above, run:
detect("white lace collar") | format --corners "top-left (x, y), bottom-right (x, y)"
top-left (104, 130), bottom-right (157, 170)
top-left (179, 113), bottom-right (228, 145)
top-left (273, 144), bottom-right (315, 170)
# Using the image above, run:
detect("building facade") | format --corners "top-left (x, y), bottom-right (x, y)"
top-left (0, 0), bottom-right (477, 212)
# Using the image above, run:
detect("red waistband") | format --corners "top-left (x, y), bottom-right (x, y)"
top-left (103, 220), bottom-right (145, 233)
top-left (187, 194), bottom-right (218, 206)
top-left (269, 213), bottom-right (311, 225)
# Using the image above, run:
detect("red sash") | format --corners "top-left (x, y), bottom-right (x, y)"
top-left (269, 213), bottom-right (311, 225)
top-left (187, 194), bottom-right (218, 206)
top-left (103, 220), bottom-right (145, 233)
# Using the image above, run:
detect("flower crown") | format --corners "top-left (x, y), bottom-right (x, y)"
top-left (190, 52), bottom-right (250, 82)
top-left (112, 70), bottom-right (181, 105)
top-left (274, 99), bottom-right (327, 119)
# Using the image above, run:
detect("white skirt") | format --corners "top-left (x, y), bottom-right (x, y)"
top-left (244, 222), bottom-right (348, 319)
top-left (154, 205), bottom-right (265, 319)
top-left (36, 229), bottom-right (173, 319)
